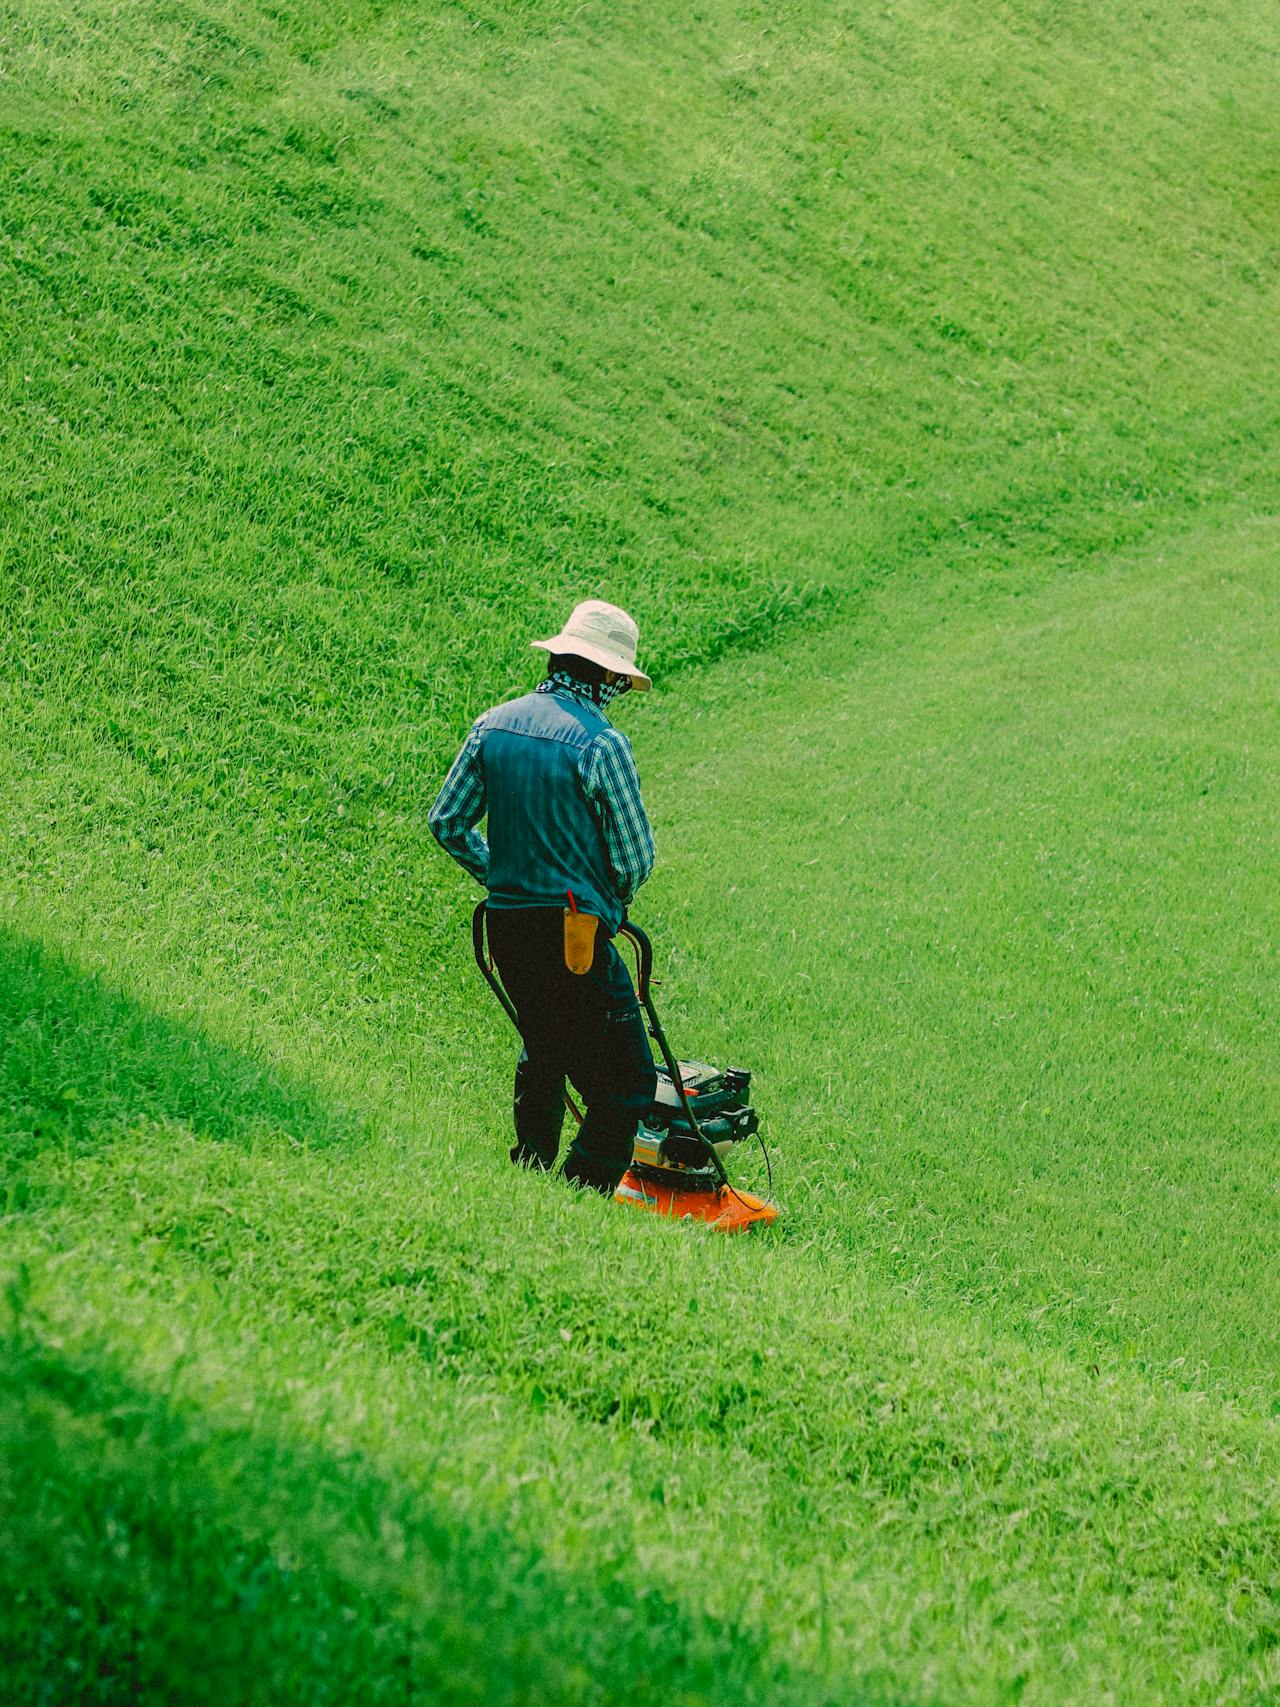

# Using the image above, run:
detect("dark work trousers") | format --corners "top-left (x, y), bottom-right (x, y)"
top-left (485, 906), bottom-right (657, 1194)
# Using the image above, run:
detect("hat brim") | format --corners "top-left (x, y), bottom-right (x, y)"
top-left (531, 636), bottom-right (651, 690)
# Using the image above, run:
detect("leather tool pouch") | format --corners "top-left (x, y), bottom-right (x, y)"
top-left (563, 908), bottom-right (599, 975)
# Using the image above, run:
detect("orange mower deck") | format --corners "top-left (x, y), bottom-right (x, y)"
top-left (614, 1168), bottom-right (779, 1233)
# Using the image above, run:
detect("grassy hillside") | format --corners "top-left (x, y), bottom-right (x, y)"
top-left (3, 0), bottom-right (1280, 1702)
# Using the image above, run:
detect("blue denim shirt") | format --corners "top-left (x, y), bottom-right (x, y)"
top-left (429, 678), bottom-right (655, 934)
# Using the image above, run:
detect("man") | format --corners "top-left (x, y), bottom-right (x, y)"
top-left (429, 600), bottom-right (658, 1195)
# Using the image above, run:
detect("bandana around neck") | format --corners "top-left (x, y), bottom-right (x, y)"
top-left (539, 669), bottom-right (630, 711)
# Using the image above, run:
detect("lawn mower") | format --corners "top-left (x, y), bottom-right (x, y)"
top-left (472, 904), bottom-right (779, 1233)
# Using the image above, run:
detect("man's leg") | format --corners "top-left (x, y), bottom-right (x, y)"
top-left (562, 941), bottom-right (657, 1195)
top-left (512, 1048), bottom-right (565, 1171)
top-left (487, 909), bottom-right (572, 1172)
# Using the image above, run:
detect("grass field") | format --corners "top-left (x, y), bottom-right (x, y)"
top-left (3, 0), bottom-right (1280, 1702)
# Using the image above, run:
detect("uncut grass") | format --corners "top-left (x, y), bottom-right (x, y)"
top-left (5, 0), bottom-right (1280, 1148)
top-left (8, 1012), bottom-right (1280, 1706)
top-left (1, 1327), bottom-right (837, 1707)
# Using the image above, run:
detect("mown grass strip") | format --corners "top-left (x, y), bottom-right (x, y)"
top-left (640, 514), bottom-right (1280, 1406)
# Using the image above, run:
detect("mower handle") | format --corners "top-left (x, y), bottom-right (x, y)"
top-left (472, 900), bottom-right (519, 1026)
top-left (616, 917), bottom-right (653, 1000)
top-left (616, 919), bottom-right (730, 1190)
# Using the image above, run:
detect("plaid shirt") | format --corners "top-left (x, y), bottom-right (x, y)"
top-left (428, 673), bottom-right (655, 906)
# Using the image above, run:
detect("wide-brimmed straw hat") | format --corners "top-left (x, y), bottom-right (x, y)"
top-left (531, 600), bottom-right (651, 690)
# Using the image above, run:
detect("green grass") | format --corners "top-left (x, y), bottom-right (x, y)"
top-left (1, 1319), bottom-right (828, 1707)
top-left (4, 0), bottom-right (1280, 1700)
top-left (653, 515), bottom-right (1280, 1397)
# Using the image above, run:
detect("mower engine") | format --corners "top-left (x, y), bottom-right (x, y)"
top-left (632, 1059), bottom-right (759, 1184)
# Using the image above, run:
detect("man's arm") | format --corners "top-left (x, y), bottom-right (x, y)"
top-left (584, 728), bottom-right (655, 907)
top-left (428, 720), bottom-right (490, 886)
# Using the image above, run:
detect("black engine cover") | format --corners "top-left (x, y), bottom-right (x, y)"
top-left (634, 1059), bottom-right (759, 1173)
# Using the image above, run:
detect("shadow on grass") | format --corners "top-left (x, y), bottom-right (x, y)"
top-left (0, 930), bottom-right (907, 1704)
top-left (0, 1310), bottom-right (901, 1707)
top-left (0, 929), bottom-right (364, 1199)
